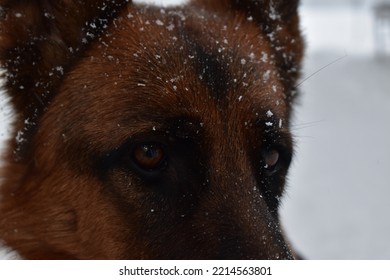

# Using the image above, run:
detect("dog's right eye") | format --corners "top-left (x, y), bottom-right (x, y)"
top-left (132, 143), bottom-right (166, 171)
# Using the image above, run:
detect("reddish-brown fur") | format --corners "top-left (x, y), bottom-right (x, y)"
top-left (0, 0), bottom-right (303, 259)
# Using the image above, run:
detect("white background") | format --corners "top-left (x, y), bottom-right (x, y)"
top-left (1, 0), bottom-right (390, 259)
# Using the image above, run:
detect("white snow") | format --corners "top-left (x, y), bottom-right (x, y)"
top-left (0, 76), bottom-right (12, 148)
top-left (1, 0), bottom-right (390, 260)
top-left (155, 19), bottom-right (164, 26)
top-left (134, 0), bottom-right (188, 6)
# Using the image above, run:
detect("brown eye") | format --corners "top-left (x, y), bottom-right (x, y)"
top-left (132, 143), bottom-right (166, 170)
top-left (263, 149), bottom-right (280, 171)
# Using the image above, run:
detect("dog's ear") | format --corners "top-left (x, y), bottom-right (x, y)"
top-left (192, 0), bottom-right (303, 98)
top-left (0, 0), bottom-right (131, 158)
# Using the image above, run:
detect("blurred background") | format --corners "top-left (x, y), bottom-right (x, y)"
top-left (282, 0), bottom-right (390, 260)
top-left (1, 0), bottom-right (390, 259)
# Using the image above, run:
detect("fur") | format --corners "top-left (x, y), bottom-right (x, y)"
top-left (0, 0), bottom-right (303, 259)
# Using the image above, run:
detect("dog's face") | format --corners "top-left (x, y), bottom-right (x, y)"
top-left (0, 0), bottom-right (303, 259)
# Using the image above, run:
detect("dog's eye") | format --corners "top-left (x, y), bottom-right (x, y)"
top-left (132, 143), bottom-right (166, 170)
top-left (262, 148), bottom-right (280, 174)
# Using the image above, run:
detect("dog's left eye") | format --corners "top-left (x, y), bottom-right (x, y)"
top-left (262, 148), bottom-right (280, 174)
top-left (132, 143), bottom-right (166, 171)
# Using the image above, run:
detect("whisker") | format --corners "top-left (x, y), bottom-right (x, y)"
top-left (292, 135), bottom-right (317, 140)
top-left (295, 51), bottom-right (348, 88)
top-left (291, 119), bottom-right (325, 130)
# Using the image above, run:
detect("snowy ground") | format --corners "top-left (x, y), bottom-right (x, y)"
top-left (1, 1), bottom-right (390, 259)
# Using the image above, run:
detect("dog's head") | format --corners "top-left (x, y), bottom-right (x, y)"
top-left (0, 0), bottom-right (303, 259)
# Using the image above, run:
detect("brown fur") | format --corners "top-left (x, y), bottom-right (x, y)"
top-left (0, 0), bottom-right (303, 259)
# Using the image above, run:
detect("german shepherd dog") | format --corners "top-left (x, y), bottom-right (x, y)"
top-left (0, 0), bottom-right (303, 259)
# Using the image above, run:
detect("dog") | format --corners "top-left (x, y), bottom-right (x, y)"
top-left (0, 0), bottom-right (303, 259)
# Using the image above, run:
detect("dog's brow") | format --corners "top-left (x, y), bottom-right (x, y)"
top-left (184, 36), bottom-right (231, 102)
top-left (168, 117), bottom-right (203, 140)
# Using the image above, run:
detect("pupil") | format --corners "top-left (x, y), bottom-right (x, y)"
top-left (133, 143), bottom-right (165, 170)
top-left (144, 145), bottom-right (156, 158)
top-left (266, 150), bottom-right (279, 167)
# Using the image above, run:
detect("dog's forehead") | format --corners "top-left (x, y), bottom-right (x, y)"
top-left (54, 5), bottom-right (291, 146)
top-left (99, 7), bottom-right (284, 103)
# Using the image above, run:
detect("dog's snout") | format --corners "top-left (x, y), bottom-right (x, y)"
top-left (195, 165), bottom-right (293, 259)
